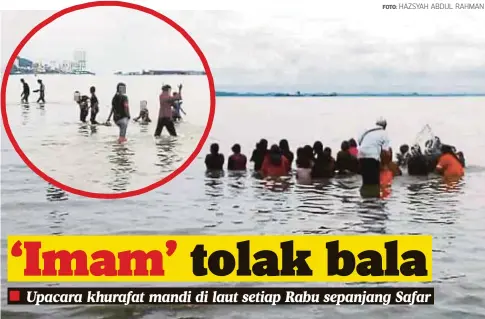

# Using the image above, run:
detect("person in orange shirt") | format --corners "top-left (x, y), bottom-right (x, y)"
top-left (436, 145), bottom-right (464, 179)
top-left (261, 145), bottom-right (289, 178)
top-left (380, 147), bottom-right (402, 177)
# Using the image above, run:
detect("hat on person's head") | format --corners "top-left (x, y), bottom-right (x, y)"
top-left (376, 117), bottom-right (387, 127)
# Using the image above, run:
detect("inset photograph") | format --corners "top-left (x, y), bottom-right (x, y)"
top-left (3, 6), bottom-right (213, 195)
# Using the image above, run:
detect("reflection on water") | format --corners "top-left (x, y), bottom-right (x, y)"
top-left (155, 138), bottom-right (181, 173)
top-left (45, 185), bottom-right (69, 235)
top-left (20, 103), bottom-right (30, 126)
top-left (107, 144), bottom-right (136, 192)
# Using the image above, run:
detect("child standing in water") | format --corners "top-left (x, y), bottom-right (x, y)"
top-left (134, 100), bottom-right (152, 124)
top-left (89, 86), bottom-right (100, 124)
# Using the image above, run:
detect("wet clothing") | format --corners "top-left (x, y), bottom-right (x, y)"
top-left (111, 94), bottom-right (130, 122)
top-left (407, 155), bottom-right (430, 176)
top-left (156, 94), bottom-right (180, 137)
top-left (336, 151), bottom-right (359, 174)
top-left (90, 94), bottom-right (99, 124)
top-left (154, 117), bottom-right (177, 137)
top-left (135, 109), bottom-right (152, 123)
top-left (21, 82), bottom-right (30, 102)
top-left (397, 152), bottom-right (411, 167)
top-left (380, 169), bottom-right (393, 186)
top-left (261, 154), bottom-right (289, 177)
top-left (116, 117), bottom-right (129, 138)
top-left (111, 93), bottom-right (130, 138)
top-left (172, 100), bottom-right (184, 121)
top-left (205, 153), bottom-right (224, 170)
top-left (312, 155), bottom-right (336, 178)
top-left (79, 95), bottom-right (90, 122)
top-left (437, 153), bottom-right (464, 178)
top-left (296, 167), bottom-right (312, 180)
top-left (250, 149), bottom-right (267, 171)
top-left (359, 158), bottom-right (380, 186)
top-left (228, 153), bottom-right (247, 170)
top-left (281, 151), bottom-right (294, 171)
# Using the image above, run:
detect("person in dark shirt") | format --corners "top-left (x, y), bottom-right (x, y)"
top-left (134, 101), bottom-right (152, 124)
top-left (33, 79), bottom-right (45, 103)
top-left (250, 139), bottom-right (268, 171)
top-left (89, 86), bottom-right (100, 124)
top-left (107, 82), bottom-right (130, 143)
top-left (228, 144), bottom-right (247, 170)
top-left (312, 146), bottom-right (336, 178)
top-left (279, 139), bottom-right (294, 171)
top-left (336, 141), bottom-right (359, 175)
top-left (205, 143), bottom-right (224, 170)
top-left (20, 79), bottom-right (30, 103)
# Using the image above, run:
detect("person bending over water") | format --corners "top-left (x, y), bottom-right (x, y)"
top-left (250, 139), bottom-right (268, 171)
top-left (279, 139), bottom-right (294, 171)
top-left (228, 144), bottom-right (247, 170)
top-left (205, 143), bottom-right (225, 170)
top-left (134, 101), bottom-right (152, 124)
top-left (312, 146), bottom-right (336, 178)
top-left (33, 79), bottom-right (45, 103)
top-left (107, 82), bottom-right (130, 143)
top-left (261, 145), bottom-right (289, 178)
top-left (348, 138), bottom-right (358, 157)
top-left (155, 84), bottom-right (182, 137)
top-left (89, 86), bottom-right (100, 124)
top-left (407, 145), bottom-right (430, 176)
top-left (336, 141), bottom-right (359, 175)
top-left (436, 144), bottom-right (464, 180)
top-left (20, 79), bottom-right (30, 103)
top-left (74, 91), bottom-right (90, 123)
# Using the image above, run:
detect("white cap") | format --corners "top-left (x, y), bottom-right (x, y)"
top-left (376, 117), bottom-right (387, 127)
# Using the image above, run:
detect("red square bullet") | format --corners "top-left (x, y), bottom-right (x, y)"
top-left (9, 290), bottom-right (20, 302)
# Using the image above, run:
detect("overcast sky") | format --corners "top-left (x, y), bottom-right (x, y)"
top-left (2, 8), bottom-right (485, 92)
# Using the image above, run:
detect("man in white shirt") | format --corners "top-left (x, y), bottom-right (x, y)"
top-left (358, 117), bottom-right (391, 187)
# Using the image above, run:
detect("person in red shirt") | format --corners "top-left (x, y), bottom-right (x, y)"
top-left (348, 138), bottom-right (358, 157)
top-left (228, 144), bottom-right (247, 170)
top-left (154, 84), bottom-right (182, 137)
top-left (436, 145), bottom-right (464, 180)
top-left (261, 144), bottom-right (289, 178)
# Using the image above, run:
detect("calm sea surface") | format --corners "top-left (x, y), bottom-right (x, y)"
top-left (2, 78), bottom-right (485, 318)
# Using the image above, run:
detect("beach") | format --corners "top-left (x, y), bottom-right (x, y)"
top-left (2, 94), bottom-right (485, 318)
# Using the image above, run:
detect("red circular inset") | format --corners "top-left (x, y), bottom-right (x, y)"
top-left (1, 1), bottom-right (216, 199)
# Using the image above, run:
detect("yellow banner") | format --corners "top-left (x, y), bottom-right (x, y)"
top-left (7, 235), bottom-right (432, 282)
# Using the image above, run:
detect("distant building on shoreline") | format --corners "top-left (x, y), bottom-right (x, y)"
top-left (10, 50), bottom-right (95, 75)
top-left (114, 69), bottom-right (206, 76)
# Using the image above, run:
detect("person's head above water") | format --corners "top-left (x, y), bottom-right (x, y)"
top-left (313, 141), bottom-right (323, 154)
top-left (258, 139), bottom-right (268, 151)
top-left (162, 84), bottom-right (172, 94)
top-left (116, 82), bottom-right (126, 94)
top-left (90, 86), bottom-right (96, 94)
top-left (210, 143), bottom-right (219, 155)
top-left (349, 138), bottom-right (357, 148)
top-left (341, 140), bottom-right (350, 151)
top-left (376, 117), bottom-right (387, 129)
top-left (323, 147), bottom-right (332, 157)
top-left (37, 79), bottom-right (42, 84)
top-left (399, 144), bottom-right (409, 154)
top-left (440, 144), bottom-right (454, 154)
top-left (279, 139), bottom-right (290, 152)
top-left (232, 144), bottom-right (241, 154)
top-left (20, 78), bottom-right (25, 83)
top-left (173, 91), bottom-right (178, 96)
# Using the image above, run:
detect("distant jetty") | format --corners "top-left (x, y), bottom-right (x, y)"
top-left (114, 70), bottom-right (206, 76)
top-left (216, 91), bottom-right (485, 97)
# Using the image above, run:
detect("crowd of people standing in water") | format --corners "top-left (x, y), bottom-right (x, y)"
top-left (20, 79), bottom-right (186, 144)
top-left (73, 82), bottom-right (185, 143)
top-left (205, 117), bottom-right (466, 197)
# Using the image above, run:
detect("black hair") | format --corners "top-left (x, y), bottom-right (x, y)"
top-left (90, 86), bottom-right (96, 93)
top-left (400, 144), bottom-right (409, 154)
top-left (232, 144), bottom-right (241, 154)
top-left (279, 139), bottom-right (290, 152)
top-left (341, 141), bottom-right (350, 151)
top-left (210, 143), bottom-right (219, 155)
top-left (349, 138), bottom-right (357, 148)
